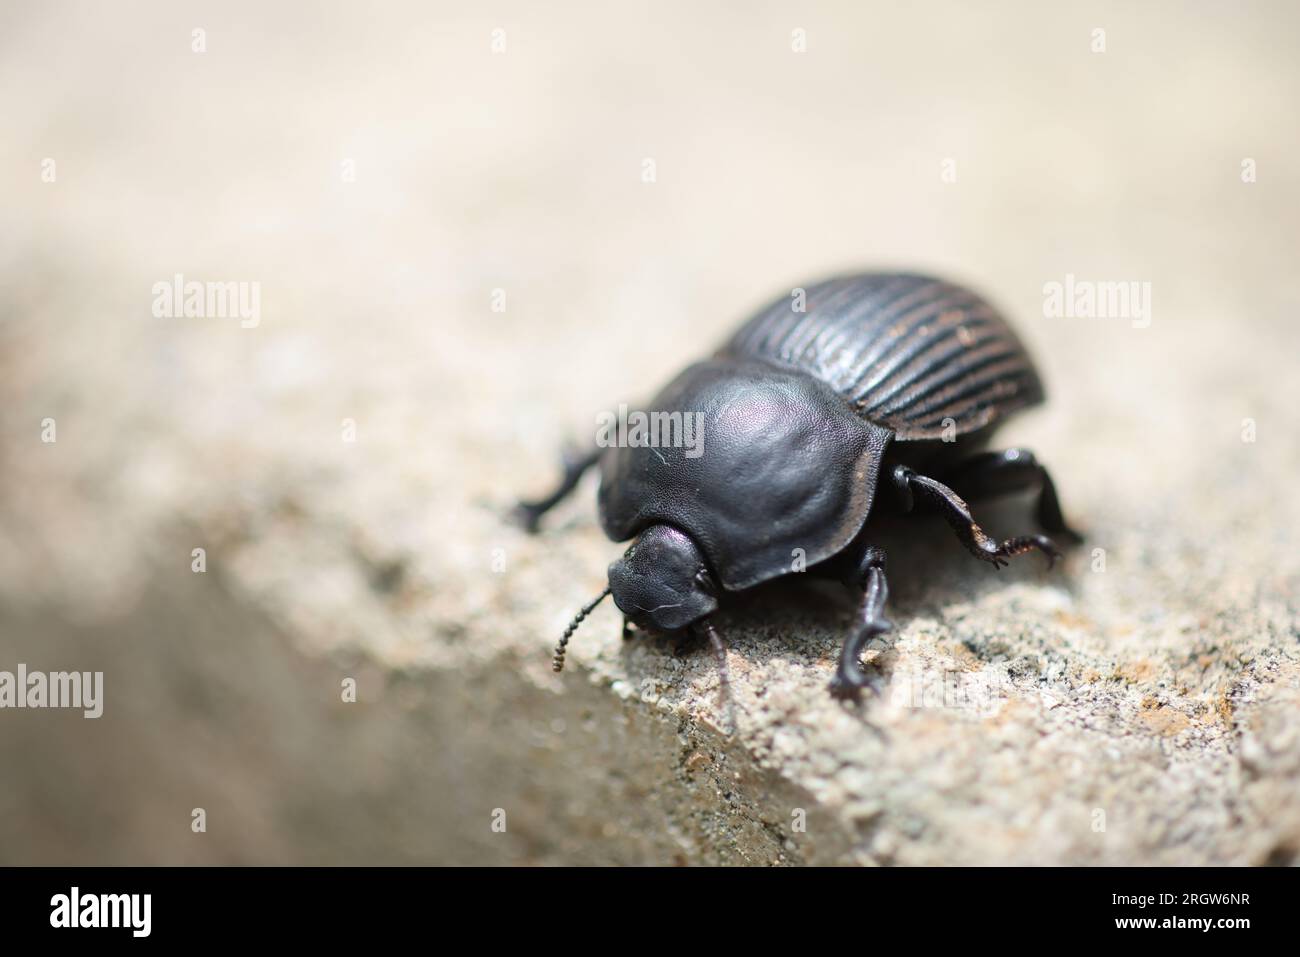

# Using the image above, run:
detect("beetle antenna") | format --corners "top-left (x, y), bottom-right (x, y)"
top-left (553, 586), bottom-right (612, 672)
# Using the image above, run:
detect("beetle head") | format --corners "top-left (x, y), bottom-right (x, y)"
top-left (608, 524), bottom-right (719, 633)
top-left (550, 524), bottom-right (720, 675)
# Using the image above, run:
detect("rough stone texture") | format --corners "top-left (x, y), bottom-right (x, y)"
top-left (1, 1), bottom-right (1297, 864)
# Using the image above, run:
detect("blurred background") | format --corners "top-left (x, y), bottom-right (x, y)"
top-left (1, 1), bottom-right (1296, 864)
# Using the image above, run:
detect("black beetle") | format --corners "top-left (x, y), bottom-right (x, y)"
top-left (516, 273), bottom-right (1080, 699)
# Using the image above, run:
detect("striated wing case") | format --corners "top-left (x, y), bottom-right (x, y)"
top-left (721, 273), bottom-right (1044, 440)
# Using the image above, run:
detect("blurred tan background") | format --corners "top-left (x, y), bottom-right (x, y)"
top-left (1, 1), bottom-right (1297, 864)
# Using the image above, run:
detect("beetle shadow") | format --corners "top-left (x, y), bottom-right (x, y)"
top-left (619, 492), bottom-right (1084, 697)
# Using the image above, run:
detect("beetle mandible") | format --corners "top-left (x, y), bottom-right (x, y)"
top-left (515, 273), bottom-right (1081, 699)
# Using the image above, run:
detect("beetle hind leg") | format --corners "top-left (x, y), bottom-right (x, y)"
top-left (511, 446), bottom-right (600, 533)
top-left (938, 448), bottom-right (1083, 543)
top-left (829, 545), bottom-right (892, 701)
top-left (892, 466), bottom-right (1062, 570)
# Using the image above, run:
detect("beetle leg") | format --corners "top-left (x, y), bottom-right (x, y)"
top-left (688, 619), bottom-right (733, 720)
top-left (511, 446), bottom-right (600, 533)
top-left (937, 448), bottom-right (1083, 543)
top-left (892, 465), bottom-right (1061, 570)
top-left (830, 546), bottom-right (892, 701)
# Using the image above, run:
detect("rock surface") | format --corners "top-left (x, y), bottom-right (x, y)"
top-left (0, 1), bottom-right (1297, 864)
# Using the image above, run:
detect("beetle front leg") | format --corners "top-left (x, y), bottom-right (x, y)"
top-left (511, 446), bottom-right (600, 533)
top-left (691, 619), bottom-right (733, 721)
top-left (829, 545), bottom-right (892, 701)
top-left (892, 465), bottom-right (1060, 569)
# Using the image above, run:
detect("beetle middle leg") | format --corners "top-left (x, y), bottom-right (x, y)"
top-left (829, 545), bottom-right (892, 701)
top-left (936, 448), bottom-right (1082, 543)
top-left (891, 465), bottom-right (1061, 569)
top-left (512, 446), bottom-right (600, 533)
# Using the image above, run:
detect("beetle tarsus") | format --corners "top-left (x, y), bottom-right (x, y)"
top-left (998, 534), bottom-right (1061, 569)
top-left (980, 533), bottom-right (1060, 570)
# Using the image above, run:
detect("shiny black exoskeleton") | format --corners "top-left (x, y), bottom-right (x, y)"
top-left (516, 273), bottom-right (1081, 699)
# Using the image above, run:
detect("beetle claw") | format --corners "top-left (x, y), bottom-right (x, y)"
top-left (981, 534), bottom-right (1059, 571)
top-left (980, 551), bottom-right (1009, 570)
